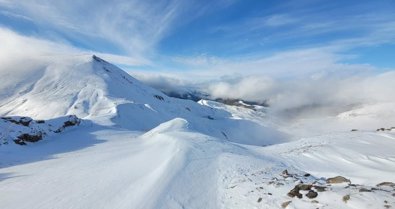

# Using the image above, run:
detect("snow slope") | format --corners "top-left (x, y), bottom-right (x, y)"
top-left (1, 55), bottom-right (395, 209)
top-left (0, 55), bottom-right (285, 146)
top-left (2, 118), bottom-right (394, 209)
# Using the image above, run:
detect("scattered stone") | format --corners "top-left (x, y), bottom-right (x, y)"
top-left (359, 188), bottom-right (372, 192)
top-left (377, 182), bottom-right (395, 188)
top-left (304, 173), bottom-right (311, 177)
top-left (2, 116), bottom-right (32, 126)
top-left (221, 131), bottom-right (228, 139)
top-left (306, 190), bottom-right (318, 199)
top-left (19, 117), bottom-right (32, 126)
top-left (351, 129), bottom-right (358, 131)
top-left (282, 169), bottom-right (289, 176)
top-left (267, 192), bottom-right (272, 195)
top-left (327, 176), bottom-right (351, 184)
top-left (257, 197), bottom-right (262, 203)
top-left (297, 184), bottom-right (312, 191)
top-left (287, 186), bottom-right (302, 198)
top-left (281, 201), bottom-right (292, 208)
top-left (314, 185), bottom-right (327, 192)
top-left (154, 95), bottom-right (164, 101)
top-left (342, 194), bottom-right (350, 203)
top-left (311, 200), bottom-right (319, 204)
top-left (384, 205), bottom-right (391, 209)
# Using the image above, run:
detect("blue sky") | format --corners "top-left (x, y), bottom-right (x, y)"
top-left (1, 0), bottom-right (394, 76)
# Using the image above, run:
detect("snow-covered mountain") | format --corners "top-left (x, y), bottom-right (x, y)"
top-left (1, 55), bottom-right (394, 209)
top-left (0, 55), bottom-right (284, 146)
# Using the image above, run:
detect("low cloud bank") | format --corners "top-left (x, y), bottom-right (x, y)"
top-left (134, 71), bottom-right (395, 116)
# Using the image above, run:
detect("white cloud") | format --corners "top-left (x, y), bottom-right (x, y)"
top-left (166, 46), bottom-right (375, 79)
top-left (135, 70), bottom-right (395, 119)
top-left (0, 27), bottom-right (149, 68)
top-left (0, 0), bottom-right (187, 56)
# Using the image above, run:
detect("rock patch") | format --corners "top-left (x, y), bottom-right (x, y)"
top-left (1, 115), bottom-right (82, 145)
top-left (305, 190), bottom-right (318, 199)
top-left (281, 200), bottom-right (292, 208)
top-left (326, 176), bottom-right (351, 184)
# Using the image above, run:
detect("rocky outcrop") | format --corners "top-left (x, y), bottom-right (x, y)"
top-left (1, 115), bottom-right (82, 145)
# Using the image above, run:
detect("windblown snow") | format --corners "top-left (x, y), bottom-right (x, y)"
top-left (1, 55), bottom-right (394, 209)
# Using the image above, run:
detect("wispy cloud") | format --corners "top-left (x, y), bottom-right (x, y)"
top-left (0, 27), bottom-right (146, 68)
top-left (0, 0), bottom-right (188, 57)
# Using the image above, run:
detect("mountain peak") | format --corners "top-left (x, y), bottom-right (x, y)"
top-left (0, 55), bottom-right (282, 145)
top-left (92, 55), bottom-right (108, 64)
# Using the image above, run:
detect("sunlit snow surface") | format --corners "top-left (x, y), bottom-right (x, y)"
top-left (1, 56), bottom-right (394, 209)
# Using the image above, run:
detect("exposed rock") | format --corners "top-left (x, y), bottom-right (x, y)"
top-left (287, 187), bottom-right (302, 198)
top-left (13, 139), bottom-right (26, 145)
top-left (297, 184), bottom-right (312, 191)
top-left (154, 95), bottom-right (164, 101)
top-left (377, 182), bottom-right (395, 188)
top-left (281, 201), bottom-right (292, 208)
top-left (327, 176), bottom-right (351, 184)
top-left (63, 116), bottom-right (80, 128)
top-left (1, 115), bottom-right (82, 145)
top-left (342, 194), bottom-right (350, 203)
top-left (16, 133), bottom-right (43, 144)
top-left (306, 190), bottom-right (318, 199)
top-left (2, 116), bottom-right (32, 126)
top-left (313, 185), bottom-right (327, 192)
top-left (359, 188), bottom-right (372, 192)
top-left (19, 117), bottom-right (32, 126)
top-left (303, 173), bottom-right (311, 177)
top-left (54, 115), bottom-right (81, 133)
